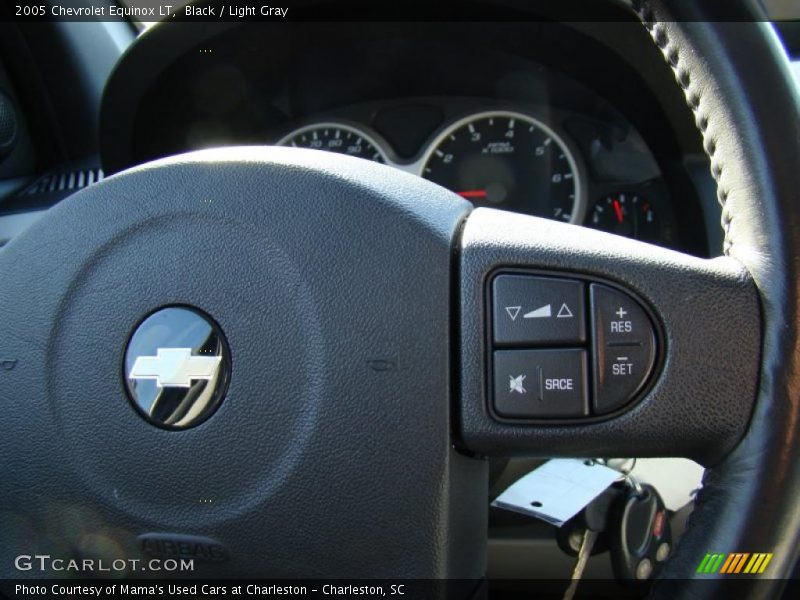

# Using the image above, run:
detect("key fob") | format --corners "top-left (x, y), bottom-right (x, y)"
top-left (609, 483), bottom-right (672, 583)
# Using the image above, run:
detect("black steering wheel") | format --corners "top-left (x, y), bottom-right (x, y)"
top-left (1, 1), bottom-right (799, 597)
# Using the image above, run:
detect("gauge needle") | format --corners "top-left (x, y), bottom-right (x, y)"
top-left (457, 189), bottom-right (488, 199)
top-left (613, 199), bottom-right (625, 223)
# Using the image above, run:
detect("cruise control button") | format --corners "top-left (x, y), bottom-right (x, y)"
top-left (493, 349), bottom-right (588, 418)
top-left (590, 284), bottom-right (657, 414)
top-left (493, 275), bottom-right (585, 346)
top-left (593, 341), bottom-right (655, 414)
top-left (590, 283), bottom-right (652, 345)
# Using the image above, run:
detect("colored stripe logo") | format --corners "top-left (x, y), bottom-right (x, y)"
top-left (697, 552), bottom-right (773, 574)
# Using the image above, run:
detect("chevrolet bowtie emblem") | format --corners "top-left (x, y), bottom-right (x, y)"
top-left (129, 348), bottom-right (222, 388)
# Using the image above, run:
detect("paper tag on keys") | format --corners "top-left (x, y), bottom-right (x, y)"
top-left (491, 459), bottom-right (620, 527)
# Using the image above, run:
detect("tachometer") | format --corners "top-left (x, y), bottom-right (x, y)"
top-left (420, 111), bottom-right (582, 222)
top-left (277, 123), bottom-right (388, 163)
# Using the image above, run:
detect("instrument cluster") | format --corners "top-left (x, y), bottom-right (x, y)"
top-left (279, 110), bottom-right (584, 224)
top-left (273, 102), bottom-right (675, 246)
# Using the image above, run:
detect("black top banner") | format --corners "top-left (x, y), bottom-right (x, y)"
top-left (1, 0), bottom-right (795, 24)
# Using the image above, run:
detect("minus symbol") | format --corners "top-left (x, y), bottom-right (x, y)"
top-left (616, 356), bottom-right (629, 361)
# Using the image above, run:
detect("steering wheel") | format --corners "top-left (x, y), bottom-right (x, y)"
top-left (1, 0), bottom-right (798, 596)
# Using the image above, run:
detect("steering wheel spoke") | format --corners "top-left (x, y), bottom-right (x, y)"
top-left (457, 207), bottom-right (760, 465)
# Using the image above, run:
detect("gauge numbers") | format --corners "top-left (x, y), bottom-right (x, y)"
top-left (420, 111), bottom-right (582, 223)
top-left (277, 123), bottom-right (387, 163)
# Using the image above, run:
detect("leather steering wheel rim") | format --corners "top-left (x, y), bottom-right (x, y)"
top-left (632, 0), bottom-right (800, 593)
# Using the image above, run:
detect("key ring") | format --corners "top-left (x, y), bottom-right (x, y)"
top-left (623, 471), bottom-right (645, 497)
top-left (597, 457), bottom-right (645, 497)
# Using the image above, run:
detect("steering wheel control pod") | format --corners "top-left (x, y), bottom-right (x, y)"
top-left (489, 273), bottom-right (659, 421)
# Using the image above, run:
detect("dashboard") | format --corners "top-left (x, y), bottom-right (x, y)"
top-left (271, 101), bottom-right (671, 244)
top-left (99, 17), bottom-right (714, 255)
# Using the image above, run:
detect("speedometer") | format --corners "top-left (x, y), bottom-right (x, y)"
top-left (420, 111), bottom-right (583, 222)
top-left (277, 123), bottom-right (388, 163)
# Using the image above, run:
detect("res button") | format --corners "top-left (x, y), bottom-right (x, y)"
top-left (591, 283), bottom-right (652, 345)
top-left (590, 284), bottom-right (657, 414)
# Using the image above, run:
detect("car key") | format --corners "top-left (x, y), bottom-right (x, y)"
top-left (609, 482), bottom-right (672, 584)
top-left (557, 484), bottom-right (620, 557)
top-left (562, 527), bottom-right (599, 600)
top-left (561, 485), bottom-right (622, 600)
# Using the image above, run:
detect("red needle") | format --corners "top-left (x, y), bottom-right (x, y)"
top-left (613, 199), bottom-right (624, 224)
top-left (457, 189), bottom-right (488, 199)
